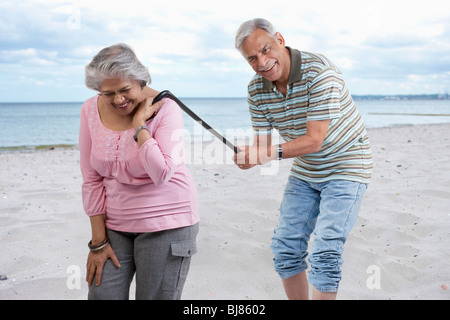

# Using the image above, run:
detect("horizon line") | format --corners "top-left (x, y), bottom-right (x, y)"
top-left (1, 93), bottom-right (449, 104)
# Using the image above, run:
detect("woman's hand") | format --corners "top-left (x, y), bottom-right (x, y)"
top-left (86, 244), bottom-right (121, 287)
top-left (132, 98), bottom-right (165, 129)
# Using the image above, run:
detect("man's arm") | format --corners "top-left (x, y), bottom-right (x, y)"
top-left (281, 119), bottom-right (330, 159)
top-left (234, 119), bottom-right (330, 169)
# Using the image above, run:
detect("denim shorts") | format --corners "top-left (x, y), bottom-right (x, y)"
top-left (271, 177), bottom-right (367, 292)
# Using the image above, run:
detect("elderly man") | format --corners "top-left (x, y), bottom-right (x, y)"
top-left (233, 18), bottom-right (373, 300)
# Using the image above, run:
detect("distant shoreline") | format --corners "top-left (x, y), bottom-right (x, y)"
top-left (1, 93), bottom-right (449, 104)
top-left (353, 93), bottom-right (450, 101)
top-left (0, 144), bottom-right (78, 153)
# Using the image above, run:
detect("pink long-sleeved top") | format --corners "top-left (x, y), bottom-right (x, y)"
top-left (79, 95), bottom-right (199, 233)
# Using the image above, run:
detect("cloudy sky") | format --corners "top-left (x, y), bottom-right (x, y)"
top-left (1, 0), bottom-right (449, 102)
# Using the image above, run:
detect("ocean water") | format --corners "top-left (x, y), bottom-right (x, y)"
top-left (1, 98), bottom-right (450, 149)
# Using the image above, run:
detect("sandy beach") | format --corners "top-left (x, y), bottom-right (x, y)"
top-left (0, 123), bottom-right (449, 300)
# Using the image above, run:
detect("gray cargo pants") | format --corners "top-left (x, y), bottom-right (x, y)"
top-left (88, 223), bottom-right (199, 300)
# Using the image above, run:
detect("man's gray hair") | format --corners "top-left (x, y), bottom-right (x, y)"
top-left (85, 43), bottom-right (151, 91)
top-left (235, 18), bottom-right (277, 55)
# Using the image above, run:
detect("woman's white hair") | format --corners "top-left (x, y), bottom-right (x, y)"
top-left (235, 18), bottom-right (277, 55)
top-left (85, 43), bottom-right (151, 91)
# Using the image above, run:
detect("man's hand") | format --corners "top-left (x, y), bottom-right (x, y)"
top-left (233, 145), bottom-right (277, 170)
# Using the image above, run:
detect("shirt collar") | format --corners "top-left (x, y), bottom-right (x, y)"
top-left (262, 46), bottom-right (302, 90)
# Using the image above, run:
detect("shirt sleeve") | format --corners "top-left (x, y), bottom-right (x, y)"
top-left (138, 99), bottom-right (184, 185)
top-left (79, 102), bottom-right (106, 217)
top-left (307, 67), bottom-right (343, 122)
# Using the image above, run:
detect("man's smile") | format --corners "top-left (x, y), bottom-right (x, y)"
top-left (260, 61), bottom-right (277, 73)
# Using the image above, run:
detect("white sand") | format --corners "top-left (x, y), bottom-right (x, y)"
top-left (0, 123), bottom-right (449, 300)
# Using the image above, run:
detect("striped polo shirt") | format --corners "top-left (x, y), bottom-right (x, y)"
top-left (247, 47), bottom-right (373, 184)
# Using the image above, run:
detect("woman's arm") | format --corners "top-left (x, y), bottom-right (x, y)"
top-left (132, 97), bottom-right (165, 148)
top-left (89, 215), bottom-right (107, 245)
top-left (79, 103), bottom-right (120, 286)
top-left (79, 104), bottom-right (107, 216)
top-left (133, 99), bottom-right (183, 185)
top-left (86, 215), bottom-right (120, 287)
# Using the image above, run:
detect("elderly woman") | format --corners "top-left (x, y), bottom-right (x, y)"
top-left (79, 43), bottom-right (199, 300)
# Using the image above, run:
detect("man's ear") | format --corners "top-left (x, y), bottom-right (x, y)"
top-left (275, 32), bottom-right (285, 46)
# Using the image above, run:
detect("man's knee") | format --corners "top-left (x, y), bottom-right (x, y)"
top-left (271, 236), bottom-right (309, 279)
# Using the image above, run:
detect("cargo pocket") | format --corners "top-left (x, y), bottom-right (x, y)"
top-left (161, 239), bottom-right (197, 299)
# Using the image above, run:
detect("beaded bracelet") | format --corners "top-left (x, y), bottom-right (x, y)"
top-left (88, 237), bottom-right (109, 252)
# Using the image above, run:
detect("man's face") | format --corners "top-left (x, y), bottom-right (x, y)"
top-left (241, 28), bottom-right (288, 83)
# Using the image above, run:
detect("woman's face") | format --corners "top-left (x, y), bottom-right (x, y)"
top-left (98, 78), bottom-right (144, 116)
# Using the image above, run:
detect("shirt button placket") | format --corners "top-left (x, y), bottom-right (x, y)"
top-left (115, 135), bottom-right (121, 161)
top-left (284, 86), bottom-right (291, 111)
